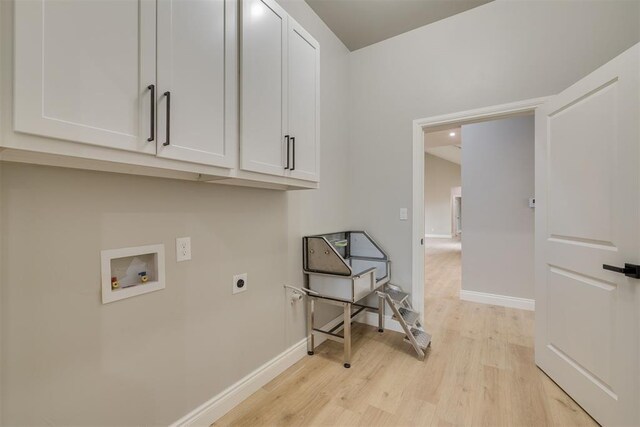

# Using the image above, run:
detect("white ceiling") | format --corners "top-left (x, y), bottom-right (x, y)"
top-left (424, 127), bottom-right (460, 148)
top-left (425, 127), bottom-right (461, 164)
top-left (305, 0), bottom-right (492, 51)
top-left (426, 145), bottom-right (461, 164)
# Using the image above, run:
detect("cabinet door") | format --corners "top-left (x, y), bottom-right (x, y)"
top-left (240, 0), bottom-right (288, 176)
top-left (287, 19), bottom-right (320, 182)
top-left (14, 0), bottom-right (156, 154)
top-left (157, 0), bottom-right (237, 167)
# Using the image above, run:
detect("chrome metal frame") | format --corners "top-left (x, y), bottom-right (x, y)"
top-left (304, 292), bottom-right (385, 368)
top-left (303, 231), bottom-right (390, 282)
top-left (299, 231), bottom-right (394, 368)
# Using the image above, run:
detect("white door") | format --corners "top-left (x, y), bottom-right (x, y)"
top-left (287, 19), bottom-right (319, 182)
top-left (240, 0), bottom-right (288, 176)
top-left (157, 0), bottom-right (237, 167)
top-left (535, 43), bottom-right (639, 426)
top-left (14, 0), bottom-right (156, 154)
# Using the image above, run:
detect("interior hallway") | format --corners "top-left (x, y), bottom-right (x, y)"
top-left (214, 238), bottom-right (597, 426)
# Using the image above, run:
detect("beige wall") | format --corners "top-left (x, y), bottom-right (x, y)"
top-left (424, 154), bottom-right (460, 237)
top-left (348, 0), bottom-right (640, 293)
top-left (0, 0), bottom-right (350, 424)
top-left (461, 116), bottom-right (535, 299)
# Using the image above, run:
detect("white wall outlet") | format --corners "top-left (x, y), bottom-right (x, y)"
top-left (233, 273), bottom-right (248, 294)
top-left (399, 208), bottom-right (408, 221)
top-left (176, 237), bottom-right (191, 262)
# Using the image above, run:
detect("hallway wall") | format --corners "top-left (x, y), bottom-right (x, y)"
top-left (461, 115), bottom-right (535, 300)
top-left (424, 154), bottom-right (460, 237)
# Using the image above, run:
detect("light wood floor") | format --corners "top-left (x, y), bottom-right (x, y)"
top-left (214, 238), bottom-right (597, 426)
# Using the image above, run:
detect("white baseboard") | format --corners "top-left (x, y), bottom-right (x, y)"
top-left (425, 234), bottom-right (453, 239)
top-left (460, 289), bottom-right (535, 311)
top-left (171, 339), bottom-right (307, 426)
top-left (171, 315), bottom-right (345, 427)
top-left (171, 310), bottom-right (411, 427)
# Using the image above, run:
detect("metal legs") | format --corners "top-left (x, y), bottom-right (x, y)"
top-left (378, 293), bottom-right (385, 333)
top-left (343, 302), bottom-right (352, 368)
top-left (305, 296), bottom-right (384, 368)
top-left (306, 296), bottom-right (315, 355)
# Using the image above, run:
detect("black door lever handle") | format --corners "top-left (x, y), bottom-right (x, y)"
top-left (603, 263), bottom-right (640, 279)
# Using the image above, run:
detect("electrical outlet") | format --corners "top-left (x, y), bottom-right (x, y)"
top-left (176, 237), bottom-right (191, 262)
top-left (233, 273), bottom-right (248, 294)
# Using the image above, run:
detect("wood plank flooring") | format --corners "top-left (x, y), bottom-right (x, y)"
top-left (214, 238), bottom-right (597, 426)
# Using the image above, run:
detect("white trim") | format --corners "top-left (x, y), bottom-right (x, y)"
top-left (460, 289), bottom-right (535, 311)
top-left (425, 234), bottom-right (452, 239)
top-left (170, 315), bottom-right (345, 426)
top-left (411, 97), bottom-right (550, 320)
top-left (413, 97), bottom-right (550, 129)
top-left (171, 309), bottom-right (405, 427)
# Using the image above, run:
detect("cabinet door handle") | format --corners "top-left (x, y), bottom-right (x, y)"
top-left (163, 91), bottom-right (171, 146)
top-left (147, 85), bottom-right (155, 142)
top-left (291, 136), bottom-right (296, 171)
top-left (284, 135), bottom-right (290, 169)
top-left (603, 263), bottom-right (640, 279)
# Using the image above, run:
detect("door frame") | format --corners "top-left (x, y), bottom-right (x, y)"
top-left (411, 96), bottom-right (549, 317)
top-left (451, 189), bottom-right (461, 237)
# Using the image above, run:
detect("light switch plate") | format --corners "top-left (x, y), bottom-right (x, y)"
top-left (176, 237), bottom-right (191, 262)
top-left (400, 208), bottom-right (408, 221)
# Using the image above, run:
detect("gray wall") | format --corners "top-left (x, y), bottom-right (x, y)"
top-left (461, 116), bottom-right (535, 299)
top-left (0, 0), bottom-right (350, 424)
top-left (424, 154), bottom-right (460, 236)
top-left (348, 0), bottom-right (640, 293)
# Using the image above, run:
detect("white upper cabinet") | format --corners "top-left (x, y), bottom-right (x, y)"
top-left (240, 0), bottom-right (319, 182)
top-left (287, 19), bottom-right (320, 182)
top-left (156, 0), bottom-right (237, 167)
top-left (240, 0), bottom-right (288, 176)
top-left (14, 0), bottom-right (157, 154)
top-left (9, 0), bottom-right (318, 189)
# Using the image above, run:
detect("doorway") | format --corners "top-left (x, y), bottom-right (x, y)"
top-left (412, 43), bottom-right (639, 426)
top-left (410, 98), bottom-right (547, 316)
top-left (423, 128), bottom-right (463, 303)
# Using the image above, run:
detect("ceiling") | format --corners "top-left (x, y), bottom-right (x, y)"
top-left (425, 127), bottom-right (461, 164)
top-left (305, 0), bottom-right (492, 51)
top-left (426, 145), bottom-right (461, 164)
